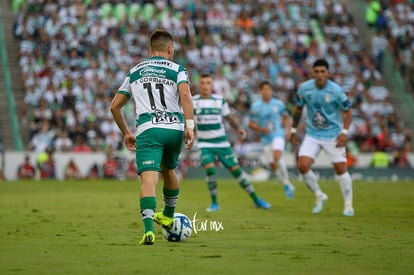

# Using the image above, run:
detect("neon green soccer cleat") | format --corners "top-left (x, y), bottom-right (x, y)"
top-left (154, 212), bottom-right (174, 229)
top-left (139, 231), bottom-right (155, 245)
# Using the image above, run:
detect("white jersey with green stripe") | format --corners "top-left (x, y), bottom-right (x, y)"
top-left (193, 94), bottom-right (231, 148)
top-left (117, 56), bottom-right (190, 135)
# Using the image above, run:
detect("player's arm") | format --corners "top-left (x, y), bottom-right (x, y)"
top-left (291, 105), bottom-right (303, 133)
top-left (111, 93), bottom-right (130, 136)
top-left (336, 108), bottom-right (352, 148)
top-left (336, 90), bottom-right (353, 147)
top-left (290, 105), bottom-right (303, 147)
top-left (110, 93), bottom-right (136, 151)
top-left (342, 108), bottom-right (352, 132)
top-left (281, 113), bottom-right (291, 139)
top-left (248, 119), bottom-right (269, 135)
top-left (225, 115), bottom-right (247, 140)
top-left (248, 108), bottom-right (269, 135)
top-left (178, 82), bottom-right (195, 149)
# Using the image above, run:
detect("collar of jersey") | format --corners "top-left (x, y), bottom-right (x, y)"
top-left (149, 56), bottom-right (167, 60)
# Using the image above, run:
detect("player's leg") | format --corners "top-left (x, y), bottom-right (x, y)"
top-left (271, 137), bottom-right (295, 198)
top-left (139, 171), bottom-right (159, 245)
top-left (298, 136), bottom-right (327, 214)
top-left (276, 158), bottom-right (295, 198)
top-left (200, 148), bottom-right (219, 212)
top-left (327, 143), bottom-right (354, 216)
top-left (334, 163), bottom-right (354, 216)
top-left (155, 129), bottom-right (184, 225)
top-left (221, 148), bottom-right (271, 209)
top-left (158, 165), bottom-right (180, 219)
top-left (136, 129), bottom-right (164, 244)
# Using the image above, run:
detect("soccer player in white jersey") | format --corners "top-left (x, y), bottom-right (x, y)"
top-left (193, 74), bottom-right (271, 212)
top-left (290, 59), bottom-right (354, 216)
top-left (110, 29), bottom-right (195, 245)
top-left (249, 80), bottom-right (295, 199)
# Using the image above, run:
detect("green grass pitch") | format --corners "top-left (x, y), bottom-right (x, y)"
top-left (1, 178), bottom-right (414, 274)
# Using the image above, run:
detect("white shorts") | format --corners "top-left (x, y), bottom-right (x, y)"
top-left (298, 135), bottom-right (346, 163)
top-left (261, 137), bottom-right (285, 165)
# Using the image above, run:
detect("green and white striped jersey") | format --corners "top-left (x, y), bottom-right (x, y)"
top-left (117, 56), bottom-right (189, 135)
top-left (193, 94), bottom-right (231, 148)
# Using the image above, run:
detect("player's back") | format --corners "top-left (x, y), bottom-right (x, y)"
top-left (122, 57), bottom-right (189, 133)
top-left (129, 57), bottom-right (183, 114)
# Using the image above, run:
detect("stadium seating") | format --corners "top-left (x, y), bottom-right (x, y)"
top-left (10, 0), bottom-right (413, 169)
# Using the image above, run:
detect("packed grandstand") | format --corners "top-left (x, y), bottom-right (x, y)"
top-left (4, 0), bottom-right (413, 175)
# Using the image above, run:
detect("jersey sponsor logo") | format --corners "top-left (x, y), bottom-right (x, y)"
top-left (140, 66), bottom-right (167, 77)
top-left (197, 116), bottom-right (220, 123)
top-left (312, 111), bottom-right (329, 129)
top-left (152, 110), bottom-right (180, 125)
top-left (194, 107), bottom-right (221, 115)
top-left (137, 60), bottom-right (172, 68)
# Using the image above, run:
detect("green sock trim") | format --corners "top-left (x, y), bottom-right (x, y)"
top-left (143, 218), bottom-right (154, 233)
top-left (231, 168), bottom-right (242, 178)
top-left (140, 197), bottom-right (156, 233)
top-left (239, 178), bottom-right (249, 188)
top-left (163, 188), bottom-right (180, 197)
top-left (211, 194), bottom-right (218, 204)
top-left (250, 191), bottom-right (259, 201)
top-left (163, 208), bottom-right (175, 218)
top-left (206, 167), bottom-right (218, 204)
top-left (234, 169), bottom-right (259, 202)
top-left (206, 167), bottom-right (216, 176)
top-left (163, 188), bottom-right (179, 218)
top-left (140, 196), bottom-right (156, 210)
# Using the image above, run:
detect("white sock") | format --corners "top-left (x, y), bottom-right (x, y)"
top-left (275, 158), bottom-right (290, 186)
top-left (337, 172), bottom-right (353, 206)
top-left (303, 170), bottom-right (322, 197)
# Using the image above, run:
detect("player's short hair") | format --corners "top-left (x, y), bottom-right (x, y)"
top-left (312, 59), bottom-right (329, 69)
top-left (258, 80), bottom-right (272, 90)
top-left (200, 73), bottom-right (212, 79)
top-left (150, 29), bottom-right (174, 51)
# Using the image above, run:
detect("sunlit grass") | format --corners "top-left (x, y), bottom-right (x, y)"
top-left (1, 179), bottom-right (413, 274)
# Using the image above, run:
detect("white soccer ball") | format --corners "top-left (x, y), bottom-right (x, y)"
top-left (161, 212), bottom-right (192, 242)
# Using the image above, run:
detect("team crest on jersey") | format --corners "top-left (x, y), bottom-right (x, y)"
top-left (152, 110), bottom-right (180, 124)
top-left (325, 94), bottom-right (332, 103)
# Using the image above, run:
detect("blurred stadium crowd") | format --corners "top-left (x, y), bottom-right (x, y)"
top-left (9, 0), bottom-right (414, 175)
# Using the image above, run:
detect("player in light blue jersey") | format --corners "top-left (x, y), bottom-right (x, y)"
top-left (290, 59), bottom-right (354, 216)
top-left (248, 81), bottom-right (295, 199)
